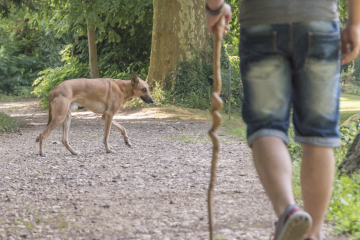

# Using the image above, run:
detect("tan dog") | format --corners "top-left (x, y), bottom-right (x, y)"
top-left (36, 72), bottom-right (154, 156)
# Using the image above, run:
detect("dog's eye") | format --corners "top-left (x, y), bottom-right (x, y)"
top-left (142, 88), bottom-right (147, 93)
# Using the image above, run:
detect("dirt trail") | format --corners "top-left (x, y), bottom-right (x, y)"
top-left (0, 101), bottom-right (346, 240)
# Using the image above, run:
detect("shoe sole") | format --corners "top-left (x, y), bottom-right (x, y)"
top-left (276, 211), bottom-right (312, 240)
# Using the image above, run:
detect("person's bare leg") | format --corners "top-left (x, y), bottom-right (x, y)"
top-left (302, 145), bottom-right (335, 240)
top-left (252, 136), bottom-right (295, 217)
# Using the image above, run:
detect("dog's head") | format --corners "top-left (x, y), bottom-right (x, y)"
top-left (131, 71), bottom-right (154, 104)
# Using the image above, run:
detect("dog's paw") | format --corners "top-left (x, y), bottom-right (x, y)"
top-left (106, 149), bottom-right (116, 154)
top-left (125, 141), bottom-right (133, 149)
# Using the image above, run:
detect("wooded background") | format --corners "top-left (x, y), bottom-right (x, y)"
top-left (0, 0), bottom-right (357, 109)
top-left (2, 1), bottom-right (360, 238)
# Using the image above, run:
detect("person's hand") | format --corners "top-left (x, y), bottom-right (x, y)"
top-left (207, 3), bottom-right (232, 36)
top-left (341, 24), bottom-right (360, 65)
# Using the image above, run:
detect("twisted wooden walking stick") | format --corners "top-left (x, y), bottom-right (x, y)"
top-left (208, 16), bottom-right (225, 240)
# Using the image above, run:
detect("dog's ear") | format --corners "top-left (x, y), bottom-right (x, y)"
top-left (131, 71), bottom-right (139, 86)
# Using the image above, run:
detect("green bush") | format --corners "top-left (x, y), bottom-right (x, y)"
top-left (0, 15), bottom-right (65, 94)
top-left (170, 41), bottom-right (231, 110)
top-left (339, 120), bottom-right (360, 151)
top-left (171, 51), bottom-right (212, 109)
top-left (32, 45), bottom-right (90, 107)
top-left (328, 175), bottom-right (360, 238)
top-left (228, 56), bottom-right (243, 108)
top-left (328, 116), bottom-right (360, 238)
top-left (0, 112), bottom-right (22, 133)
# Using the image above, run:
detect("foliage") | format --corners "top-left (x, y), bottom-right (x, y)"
top-left (0, 16), bottom-right (42, 93)
top-left (171, 51), bottom-right (212, 109)
top-left (123, 81), bottom-right (171, 109)
top-left (31, 0), bottom-right (153, 76)
top-left (221, 111), bottom-right (247, 140)
top-left (0, 10), bottom-right (66, 94)
top-left (339, 120), bottom-right (360, 151)
top-left (329, 103), bottom-right (360, 239)
top-left (341, 57), bottom-right (360, 87)
top-left (353, 56), bottom-right (360, 86)
top-left (341, 65), bottom-right (355, 85)
top-left (328, 174), bottom-right (360, 239)
top-left (341, 58), bottom-right (360, 95)
top-left (32, 45), bottom-right (89, 107)
top-left (0, 0), bottom-right (37, 18)
top-left (228, 56), bottom-right (243, 108)
top-left (148, 82), bottom-right (171, 106)
top-left (168, 39), bottom-right (233, 110)
top-left (224, 0), bottom-right (241, 56)
top-left (0, 111), bottom-right (23, 133)
top-left (36, 0), bottom-right (153, 42)
top-left (337, 0), bottom-right (348, 26)
top-left (287, 127), bottom-right (303, 161)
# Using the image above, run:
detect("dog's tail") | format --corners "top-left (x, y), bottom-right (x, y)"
top-left (47, 99), bottom-right (53, 127)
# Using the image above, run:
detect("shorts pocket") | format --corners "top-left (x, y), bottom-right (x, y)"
top-left (306, 32), bottom-right (340, 61)
top-left (240, 31), bottom-right (277, 56)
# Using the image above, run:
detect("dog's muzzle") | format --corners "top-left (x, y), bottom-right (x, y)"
top-left (141, 96), bottom-right (155, 104)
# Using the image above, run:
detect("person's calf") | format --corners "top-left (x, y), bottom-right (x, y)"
top-left (252, 136), bottom-right (295, 217)
top-left (301, 145), bottom-right (335, 240)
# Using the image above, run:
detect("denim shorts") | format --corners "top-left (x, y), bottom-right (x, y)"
top-left (239, 21), bottom-right (341, 147)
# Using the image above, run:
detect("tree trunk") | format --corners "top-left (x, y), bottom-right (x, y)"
top-left (339, 131), bottom-right (360, 174)
top-left (87, 27), bottom-right (100, 78)
top-left (339, 113), bottom-right (360, 174)
top-left (147, 0), bottom-right (211, 88)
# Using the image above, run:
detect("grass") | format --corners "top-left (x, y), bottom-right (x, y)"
top-left (24, 221), bottom-right (34, 229)
top-left (340, 93), bottom-right (360, 111)
top-left (0, 111), bottom-right (23, 133)
top-left (220, 111), bottom-right (247, 140)
top-left (57, 219), bottom-right (69, 229)
top-left (339, 93), bottom-right (360, 124)
top-left (0, 92), bottom-right (37, 103)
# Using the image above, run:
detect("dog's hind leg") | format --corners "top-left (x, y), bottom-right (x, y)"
top-left (62, 110), bottom-right (78, 155)
top-left (111, 120), bottom-right (132, 148)
top-left (37, 98), bottom-right (69, 156)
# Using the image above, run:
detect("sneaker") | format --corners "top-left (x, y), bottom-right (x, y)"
top-left (272, 205), bottom-right (312, 240)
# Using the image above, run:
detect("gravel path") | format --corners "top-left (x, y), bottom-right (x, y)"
top-left (0, 101), bottom-right (347, 240)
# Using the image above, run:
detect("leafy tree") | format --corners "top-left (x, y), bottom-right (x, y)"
top-left (0, 9), bottom-right (65, 94)
top-left (0, 0), bottom-right (36, 18)
top-left (337, 0), bottom-right (348, 25)
top-left (32, 0), bottom-right (154, 103)
top-left (29, 0), bottom-right (152, 78)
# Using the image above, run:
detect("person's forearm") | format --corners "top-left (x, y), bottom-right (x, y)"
top-left (207, 0), bottom-right (224, 10)
top-left (348, 0), bottom-right (360, 25)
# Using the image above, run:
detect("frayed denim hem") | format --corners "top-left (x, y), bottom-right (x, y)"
top-left (247, 129), bottom-right (289, 148)
top-left (295, 136), bottom-right (340, 148)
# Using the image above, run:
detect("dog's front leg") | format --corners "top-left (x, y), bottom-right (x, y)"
top-left (112, 120), bottom-right (132, 148)
top-left (103, 113), bottom-right (115, 153)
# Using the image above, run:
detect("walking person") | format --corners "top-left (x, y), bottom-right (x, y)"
top-left (206, 0), bottom-right (360, 239)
